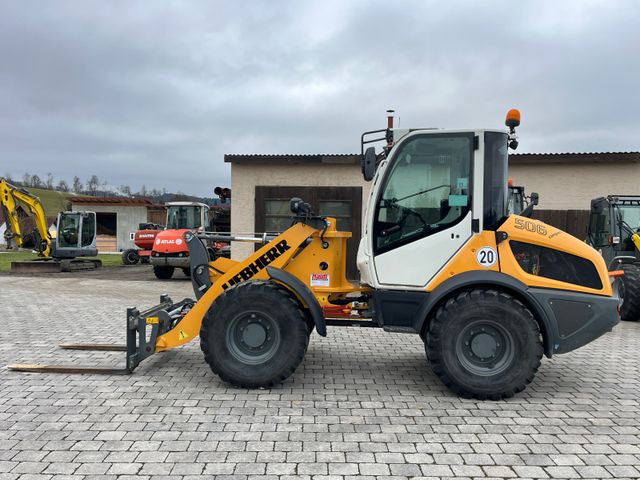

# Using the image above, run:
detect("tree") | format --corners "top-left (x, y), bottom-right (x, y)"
top-left (46, 172), bottom-right (54, 189)
top-left (22, 173), bottom-right (31, 186)
top-left (87, 175), bottom-right (99, 194)
top-left (139, 184), bottom-right (147, 197)
top-left (30, 174), bottom-right (42, 188)
top-left (57, 180), bottom-right (69, 192)
top-left (119, 185), bottom-right (131, 196)
top-left (72, 176), bottom-right (83, 193)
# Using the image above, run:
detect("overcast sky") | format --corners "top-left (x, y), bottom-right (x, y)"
top-left (2, 0), bottom-right (639, 196)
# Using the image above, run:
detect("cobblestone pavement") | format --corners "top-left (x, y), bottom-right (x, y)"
top-left (1, 275), bottom-right (639, 479)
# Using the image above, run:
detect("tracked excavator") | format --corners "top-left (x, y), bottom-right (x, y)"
top-left (8, 110), bottom-right (621, 399)
top-left (0, 178), bottom-right (100, 271)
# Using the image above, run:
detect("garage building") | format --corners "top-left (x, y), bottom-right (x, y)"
top-left (70, 197), bottom-right (160, 252)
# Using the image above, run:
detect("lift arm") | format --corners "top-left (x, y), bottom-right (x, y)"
top-left (0, 178), bottom-right (51, 257)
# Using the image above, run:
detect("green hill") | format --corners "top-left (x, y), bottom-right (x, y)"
top-left (15, 187), bottom-right (74, 218)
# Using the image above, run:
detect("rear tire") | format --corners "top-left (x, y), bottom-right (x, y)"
top-left (200, 281), bottom-right (310, 388)
top-left (153, 266), bottom-right (174, 279)
top-left (618, 264), bottom-right (640, 321)
top-left (122, 249), bottom-right (140, 265)
top-left (426, 289), bottom-right (543, 400)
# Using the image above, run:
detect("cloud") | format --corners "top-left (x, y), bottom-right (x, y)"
top-left (1, 0), bottom-right (639, 195)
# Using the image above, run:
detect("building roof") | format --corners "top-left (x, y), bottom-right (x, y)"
top-left (69, 196), bottom-right (156, 206)
top-left (509, 152), bottom-right (640, 164)
top-left (227, 151), bottom-right (640, 166)
top-left (224, 154), bottom-right (361, 165)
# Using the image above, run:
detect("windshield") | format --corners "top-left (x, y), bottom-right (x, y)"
top-left (166, 206), bottom-right (202, 229)
top-left (57, 213), bottom-right (80, 248)
top-left (374, 133), bottom-right (473, 254)
top-left (617, 206), bottom-right (640, 233)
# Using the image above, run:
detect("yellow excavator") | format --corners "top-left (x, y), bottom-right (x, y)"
top-left (1, 178), bottom-right (101, 270)
top-left (8, 111), bottom-right (621, 399)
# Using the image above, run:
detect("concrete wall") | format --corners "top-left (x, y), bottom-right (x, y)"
top-left (509, 162), bottom-right (640, 210)
top-left (231, 163), bottom-right (370, 259)
top-left (71, 204), bottom-right (148, 252)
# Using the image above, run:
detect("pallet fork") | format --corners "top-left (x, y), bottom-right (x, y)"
top-left (8, 295), bottom-right (195, 375)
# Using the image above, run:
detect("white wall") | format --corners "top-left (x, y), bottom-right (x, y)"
top-left (509, 162), bottom-right (640, 210)
top-left (231, 163), bottom-right (371, 259)
top-left (71, 204), bottom-right (148, 251)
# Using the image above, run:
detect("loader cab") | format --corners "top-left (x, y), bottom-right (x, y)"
top-left (165, 202), bottom-right (210, 231)
top-left (588, 195), bottom-right (640, 265)
top-left (358, 129), bottom-right (510, 289)
top-left (53, 211), bottom-right (98, 258)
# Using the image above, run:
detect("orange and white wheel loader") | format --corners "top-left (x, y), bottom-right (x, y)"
top-left (9, 110), bottom-right (621, 399)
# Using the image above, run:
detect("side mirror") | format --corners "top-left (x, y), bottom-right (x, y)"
top-left (520, 192), bottom-right (539, 218)
top-left (361, 147), bottom-right (377, 181)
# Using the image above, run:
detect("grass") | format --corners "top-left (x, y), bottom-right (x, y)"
top-left (0, 250), bottom-right (123, 272)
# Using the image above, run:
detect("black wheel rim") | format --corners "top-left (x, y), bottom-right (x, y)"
top-left (455, 319), bottom-right (515, 376)
top-left (226, 311), bottom-right (280, 364)
top-left (126, 252), bottom-right (137, 262)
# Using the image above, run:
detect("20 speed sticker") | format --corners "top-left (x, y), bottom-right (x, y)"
top-left (476, 246), bottom-right (497, 267)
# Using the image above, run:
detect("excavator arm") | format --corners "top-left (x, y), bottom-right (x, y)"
top-left (0, 178), bottom-right (51, 257)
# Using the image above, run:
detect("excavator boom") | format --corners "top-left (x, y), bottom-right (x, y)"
top-left (1, 178), bottom-right (51, 257)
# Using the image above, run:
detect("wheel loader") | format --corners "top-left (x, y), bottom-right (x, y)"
top-left (9, 110), bottom-right (621, 399)
top-left (587, 195), bottom-right (640, 320)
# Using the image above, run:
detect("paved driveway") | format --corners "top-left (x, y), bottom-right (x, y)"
top-left (1, 275), bottom-right (639, 479)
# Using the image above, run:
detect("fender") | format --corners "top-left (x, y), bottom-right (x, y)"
top-left (608, 255), bottom-right (638, 269)
top-left (415, 270), bottom-right (557, 357)
top-left (267, 266), bottom-right (327, 337)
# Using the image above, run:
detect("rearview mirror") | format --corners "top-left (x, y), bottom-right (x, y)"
top-left (362, 147), bottom-right (376, 181)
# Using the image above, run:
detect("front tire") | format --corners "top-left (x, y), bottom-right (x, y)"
top-left (122, 249), bottom-right (140, 265)
top-left (426, 289), bottom-right (543, 400)
top-left (200, 281), bottom-right (310, 388)
top-left (153, 266), bottom-right (174, 279)
top-left (618, 264), bottom-right (640, 321)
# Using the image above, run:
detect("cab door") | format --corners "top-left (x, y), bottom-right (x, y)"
top-left (372, 132), bottom-right (475, 288)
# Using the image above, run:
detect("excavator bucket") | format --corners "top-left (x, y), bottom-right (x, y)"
top-left (7, 295), bottom-right (195, 375)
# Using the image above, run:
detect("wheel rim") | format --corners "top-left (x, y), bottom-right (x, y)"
top-left (455, 319), bottom-right (515, 376)
top-left (126, 252), bottom-right (137, 262)
top-left (226, 311), bottom-right (280, 364)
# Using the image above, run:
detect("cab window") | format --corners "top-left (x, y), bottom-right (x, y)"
top-left (374, 133), bottom-right (473, 254)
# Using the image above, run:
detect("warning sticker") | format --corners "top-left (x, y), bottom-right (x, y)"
top-left (179, 330), bottom-right (188, 340)
top-left (310, 273), bottom-right (330, 287)
top-left (146, 316), bottom-right (159, 325)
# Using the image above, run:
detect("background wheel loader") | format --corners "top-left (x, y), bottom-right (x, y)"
top-left (587, 195), bottom-right (640, 320)
top-left (1, 178), bottom-right (101, 271)
top-left (9, 110), bottom-right (621, 400)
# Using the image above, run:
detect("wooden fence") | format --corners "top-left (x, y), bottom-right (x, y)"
top-left (531, 210), bottom-right (590, 239)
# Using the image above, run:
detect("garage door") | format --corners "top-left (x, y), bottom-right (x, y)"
top-left (255, 186), bottom-right (362, 279)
